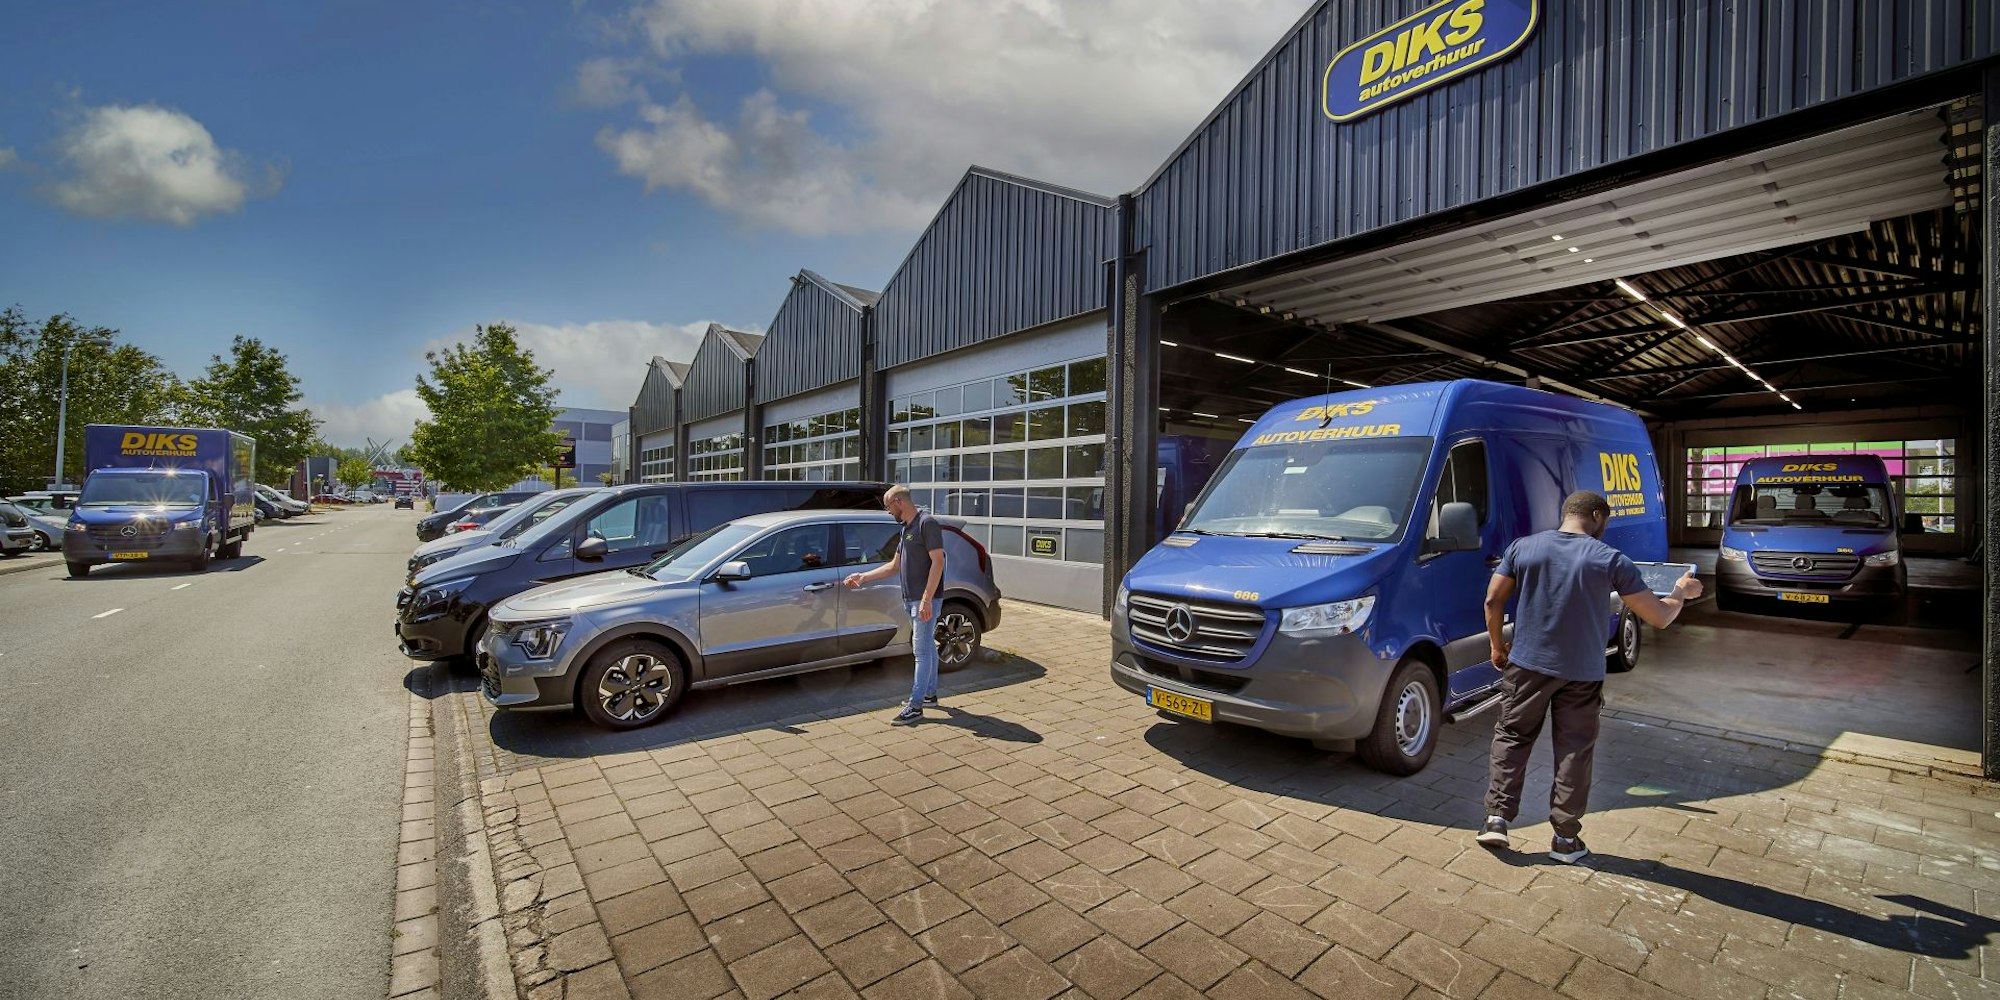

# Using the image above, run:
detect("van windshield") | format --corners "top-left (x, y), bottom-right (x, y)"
top-left (1732, 481), bottom-right (1892, 528)
top-left (1183, 437), bottom-right (1433, 541)
top-left (494, 494), bottom-right (587, 540)
top-left (79, 472), bottom-right (206, 507)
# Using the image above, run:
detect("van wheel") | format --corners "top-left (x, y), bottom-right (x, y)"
top-left (578, 639), bottom-right (687, 730)
top-left (67, 561), bottom-right (90, 578)
top-left (1357, 658), bottom-right (1439, 775)
top-left (1606, 608), bottom-right (1642, 674)
top-left (188, 538), bottom-right (212, 571)
top-left (936, 601), bottom-right (983, 672)
top-left (219, 539), bottom-right (243, 560)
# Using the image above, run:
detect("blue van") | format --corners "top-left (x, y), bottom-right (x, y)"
top-left (1715, 455), bottom-right (1904, 621)
top-left (1110, 379), bottom-right (1668, 775)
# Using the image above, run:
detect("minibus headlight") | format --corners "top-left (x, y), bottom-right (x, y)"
top-left (1279, 596), bottom-right (1375, 636)
top-left (1718, 545), bottom-right (1747, 562)
top-left (1863, 551), bottom-right (1899, 567)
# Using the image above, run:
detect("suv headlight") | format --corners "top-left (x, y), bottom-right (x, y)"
top-left (510, 619), bottom-right (572, 660)
top-left (1863, 550), bottom-right (1899, 567)
top-left (1718, 545), bottom-right (1747, 561)
top-left (1279, 596), bottom-right (1375, 636)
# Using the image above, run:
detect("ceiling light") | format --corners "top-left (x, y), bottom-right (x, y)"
top-left (1238, 418), bottom-right (1255, 423)
top-left (1694, 335), bottom-right (1718, 350)
top-left (1214, 352), bottom-right (1255, 364)
top-left (1192, 412), bottom-right (1218, 419)
top-left (1654, 308), bottom-right (1687, 329)
top-left (1568, 247), bottom-right (1580, 253)
top-left (1160, 340), bottom-right (1178, 347)
top-left (1582, 258), bottom-right (1594, 263)
top-left (1283, 367), bottom-right (1317, 378)
top-left (1341, 379), bottom-right (1371, 389)
top-left (1790, 402), bottom-right (1804, 410)
top-left (1550, 234), bottom-right (1563, 241)
top-left (1614, 279), bottom-right (1647, 301)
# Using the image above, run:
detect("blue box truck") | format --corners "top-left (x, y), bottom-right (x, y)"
top-left (1715, 454), bottom-right (1905, 622)
top-left (1110, 379), bottom-right (1670, 775)
top-left (63, 425), bottom-right (257, 577)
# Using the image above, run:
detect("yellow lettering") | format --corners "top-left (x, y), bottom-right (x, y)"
top-left (1405, 12), bottom-right (1453, 63)
top-left (1444, 0), bottom-right (1484, 45)
top-left (1392, 25), bottom-right (1414, 73)
top-left (1359, 40), bottom-right (1397, 84)
top-left (121, 432), bottom-right (147, 450)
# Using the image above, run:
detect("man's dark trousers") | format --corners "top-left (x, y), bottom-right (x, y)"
top-left (1484, 665), bottom-right (1602, 838)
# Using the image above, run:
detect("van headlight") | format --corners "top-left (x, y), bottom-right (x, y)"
top-left (1863, 551), bottom-right (1899, 567)
top-left (1115, 583), bottom-right (1130, 611)
top-left (510, 619), bottom-right (572, 660)
top-left (1718, 545), bottom-right (1747, 562)
top-left (1279, 596), bottom-right (1374, 636)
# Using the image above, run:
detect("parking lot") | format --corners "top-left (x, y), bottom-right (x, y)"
top-left (442, 599), bottom-right (2000, 1000)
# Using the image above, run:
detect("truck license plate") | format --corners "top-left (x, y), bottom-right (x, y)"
top-left (1778, 592), bottom-right (1828, 604)
top-left (109, 551), bottom-right (149, 560)
top-left (1149, 688), bottom-right (1213, 722)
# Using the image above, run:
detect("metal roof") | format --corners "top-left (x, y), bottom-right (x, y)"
top-left (754, 271), bottom-right (873, 404)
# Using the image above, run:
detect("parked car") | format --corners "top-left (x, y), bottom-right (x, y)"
top-left (415, 490), bottom-right (542, 542)
top-left (396, 481), bottom-right (886, 662)
top-left (310, 493), bottom-right (351, 504)
top-left (477, 509), bottom-right (1001, 729)
top-left (0, 502), bottom-right (37, 557)
top-left (347, 489), bottom-right (378, 504)
top-left (444, 503), bottom-right (519, 535)
top-left (394, 495), bottom-right (415, 509)
top-left (7, 491), bottom-right (80, 514)
top-left (252, 494), bottom-right (286, 521)
top-left (256, 485), bottom-right (309, 516)
top-left (409, 488), bottom-right (599, 577)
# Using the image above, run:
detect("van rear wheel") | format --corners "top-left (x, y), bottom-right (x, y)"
top-left (1356, 658), bottom-right (1439, 776)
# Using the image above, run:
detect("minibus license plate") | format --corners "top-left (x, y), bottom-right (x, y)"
top-left (110, 551), bottom-right (149, 560)
top-left (1778, 592), bottom-right (1828, 605)
top-left (1149, 688), bottom-right (1212, 722)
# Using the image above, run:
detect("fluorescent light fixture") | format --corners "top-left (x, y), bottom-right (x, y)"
top-left (1694, 335), bottom-right (1718, 350)
top-left (1192, 412), bottom-right (1218, 419)
top-left (1550, 234), bottom-right (1563, 241)
top-left (1341, 379), bottom-right (1371, 389)
top-left (1160, 340), bottom-right (1178, 347)
top-left (1790, 402), bottom-right (1804, 410)
top-left (1614, 279), bottom-right (1647, 301)
top-left (1238, 418), bottom-right (1255, 423)
top-left (1283, 367), bottom-right (1318, 378)
top-left (1568, 247), bottom-right (1580, 253)
top-left (1214, 352), bottom-right (1255, 364)
top-left (1582, 258), bottom-right (1594, 263)
top-left (1654, 308), bottom-right (1687, 329)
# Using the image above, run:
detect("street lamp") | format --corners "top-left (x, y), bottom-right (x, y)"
top-left (51, 339), bottom-right (77, 490)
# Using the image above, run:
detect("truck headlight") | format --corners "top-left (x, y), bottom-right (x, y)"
top-left (1718, 545), bottom-right (1746, 561)
top-left (510, 619), bottom-right (572, 660)
top-left (1279, 596), bottom-right (1375, 636)
top-left (1863, 550), bottom-right (1899, 567)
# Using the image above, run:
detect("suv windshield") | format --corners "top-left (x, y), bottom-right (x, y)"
top-left (642, 522), bottom-right (762, 582)
top-left (1732, 481), bottom-right (1892, 528)
top-left (79, 472), bottom-right (207, 507)
top-left (1183, 437), bottom-right (1433, 541)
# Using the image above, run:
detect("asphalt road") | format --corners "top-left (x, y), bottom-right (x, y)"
top-left (0, 505), bottom-right (418, 1000)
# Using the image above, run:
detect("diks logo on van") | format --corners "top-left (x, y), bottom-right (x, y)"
top-left (1321, 0), bottom-right (1538, 123)
top-left (1780, 463), bottom-right (1839, 473)
top-left (1598, 452), bottom-right (1648, 518)
top-left (120, 432), bottom-right (198, 457)
top-left (1292, 400), bottom-right (1378, 421)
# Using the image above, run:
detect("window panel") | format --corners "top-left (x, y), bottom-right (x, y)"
top-left (961, 380), bottom-right (993, 414)
top-left (1028, 447), bottom-right (1064, 480)
top-left (991, 449), bottom-right (1025, 480)
top-left (993, 412), bottom-right (1026, 444)
top-left (961, 417), bottom-right (991, 447)
top-left (1068, 358), bottom-right (1106, 396)
top-left (1067, 401), bottom-right (1105, 437)
top-left (1029, 366), bottom-right (1065, 401)
top-left (1028, 406), bottom-right (1064, 441)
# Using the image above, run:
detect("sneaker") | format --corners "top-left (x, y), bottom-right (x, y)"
top-left (891, 706), bottom-right (923, 725)
top-left (1475, 816), bottom-right (1510, 849)
top-left (922, 694), bottom-right (938, 706)
top-left (1549, 836), bottom-right (1590, 864)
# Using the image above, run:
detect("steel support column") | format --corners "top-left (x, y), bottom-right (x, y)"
top-left (858, 308), bottom-right (886, 482)
top-left (1982, 85), bottom-right (2000, 780)
top-left (1106, 194), bottom-right (1158, 619)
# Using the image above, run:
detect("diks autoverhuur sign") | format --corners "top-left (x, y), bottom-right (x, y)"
top-left (1321, 0), bottom-right (1537, 122)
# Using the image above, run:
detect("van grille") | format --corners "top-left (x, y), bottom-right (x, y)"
top-left (87, 522), bottom-right (167, 545)
top-left (1750, 551), bottom-right (1859, 580)
top-left (1128, 592), bottom-right (1266, 662)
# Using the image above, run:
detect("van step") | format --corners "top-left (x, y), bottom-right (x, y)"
top-left (1446, 692), bottom-right (1504, 723)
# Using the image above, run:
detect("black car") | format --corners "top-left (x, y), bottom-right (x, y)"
top-left (394, 495), bottom-right (415, 509)
top-left (395, 481), bottom-right (886, 661)
top-left (415, 491), bottom-right (540, 542)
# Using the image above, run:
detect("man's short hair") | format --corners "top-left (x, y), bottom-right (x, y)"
top-left (883, 484), bottom-right (911, 504)
top-left (1562, 490), bottom-right (1611, 520)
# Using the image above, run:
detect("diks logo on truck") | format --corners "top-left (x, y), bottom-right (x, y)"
top-left (1321, 0), bottom-right (1538, 122)
top-left (120, 432), bottom-right (200, 457)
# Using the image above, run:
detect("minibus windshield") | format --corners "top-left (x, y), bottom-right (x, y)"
top-left (1182, 437), bottom-right (1433, 541)
top-left (1731, 481), bottom-right (1892, 528)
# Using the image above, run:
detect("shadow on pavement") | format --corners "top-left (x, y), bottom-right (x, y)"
top-left (912, 705), bottom-right (1042, 743)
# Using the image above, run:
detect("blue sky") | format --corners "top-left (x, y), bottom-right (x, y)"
top-left (0, 0), bottom-right (1302, 446)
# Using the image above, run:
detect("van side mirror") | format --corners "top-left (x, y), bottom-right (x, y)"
top-left (1427, 502), bottom-right (1480, 554)
top-left (713, 560), bottom-right (751, 582)
top-left (576, 536), bottom-right (609, 561)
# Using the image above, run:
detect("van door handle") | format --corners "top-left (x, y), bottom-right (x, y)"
top-left (803, 582), bottom-right (834, 593)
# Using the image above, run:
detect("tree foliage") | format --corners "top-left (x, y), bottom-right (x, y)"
top-left (336, 456), bottom-right (375, 488)
top-left (0, 308), bottom-right (183, 493)
top-left (405, 323), bottom-right (563, 491)
top-left (179, 335), bottom-right (320, 485)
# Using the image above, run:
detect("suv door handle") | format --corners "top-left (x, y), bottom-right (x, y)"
top-left (802, 582), bottom-right (834, 593)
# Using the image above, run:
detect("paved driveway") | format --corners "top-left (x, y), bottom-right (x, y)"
top-left (444, 602), bottom-right (2000, 1000)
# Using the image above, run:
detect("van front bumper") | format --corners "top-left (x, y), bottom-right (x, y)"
top-left (62, 530), bottom-right (209, 564)
top-left (1715, 559), bottom-right (1905, 617)
top-left (1109, 611), bottom-right (1392, 741)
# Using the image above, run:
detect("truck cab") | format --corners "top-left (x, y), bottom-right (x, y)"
top-left (1715, 455), bottom-right (1905, 621)
top-left (1110, 380), bottom-right (1668, 775)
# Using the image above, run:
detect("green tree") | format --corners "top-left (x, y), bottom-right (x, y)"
top-left (0, 307), bottom-right (182, 493)
top-left (179, 335), bottom-right (320, 485)
top-left (405, 323), bottom-right (563, 491)
top-left (336, 456), bottom-right (374, 488)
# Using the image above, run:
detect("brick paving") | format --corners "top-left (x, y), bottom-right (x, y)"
top-left (453, 603), bottom-right (2000, 1000)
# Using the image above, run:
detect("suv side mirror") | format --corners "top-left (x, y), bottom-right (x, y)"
top-left (713, 560), bottom-right (751, 582)
top-left (1426, 501), bottom-right (1480, 554)
top-left (576, 536), bottom-right (609, 561)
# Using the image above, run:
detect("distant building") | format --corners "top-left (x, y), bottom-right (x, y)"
top-left (551, 406), bottom-right (622, 486)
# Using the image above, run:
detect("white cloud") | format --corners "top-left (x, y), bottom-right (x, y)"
top-left (310, 388), bottom-right (428, 450)
top-left (587, 0), bottom-right (1304, 234)
top-left (48, 103), bottom-right (279, 225)
top-left (0, 147), bottom-right (16, 170)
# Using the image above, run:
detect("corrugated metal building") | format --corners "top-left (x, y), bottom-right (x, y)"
top-left (628, 357), bottom-right (689, 483)
top-left (753, 271), bottom-right (875, 483)
top-left (679, 325), bottom-right (763, 481)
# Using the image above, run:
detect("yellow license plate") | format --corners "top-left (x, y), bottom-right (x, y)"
top-left (1149, 688), bottom-right (1213, 722)
top-left (1778, 592), bottom-right (1829, 604)
top-left (109, 551), bottom-right (149, 560)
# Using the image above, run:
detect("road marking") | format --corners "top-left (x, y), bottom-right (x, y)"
top-left (93, 608), bottom-right (123, 619)
top-left (171, 583), bottom-right (192, 591)
top-left (276, 547), bottom-right (286, 553)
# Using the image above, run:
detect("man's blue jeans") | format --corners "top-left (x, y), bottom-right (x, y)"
top-left (906, 598), bottom-right (941, 709)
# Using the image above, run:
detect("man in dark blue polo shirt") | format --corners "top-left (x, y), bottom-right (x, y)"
top-left (843, 484), bottom-right (946, 725)
top-left (1476, 490), bottom-right (1700, 862)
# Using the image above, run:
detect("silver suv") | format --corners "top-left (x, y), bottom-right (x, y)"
top-left (477, 509), bottom-right (1003, 729)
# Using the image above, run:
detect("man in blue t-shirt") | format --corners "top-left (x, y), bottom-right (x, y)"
top-left (1475, 490), bottom-right (1701, 863)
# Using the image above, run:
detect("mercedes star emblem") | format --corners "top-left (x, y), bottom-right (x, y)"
top-left (1164, 605), bottom-right (1196, 643)
top-left (1791, 556), bottom-right (1814, 572)
top-left (120, 525), bottom-right (137, 538)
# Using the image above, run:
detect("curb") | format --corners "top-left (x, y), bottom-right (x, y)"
top-left (0, 553), bottom-right (64, 578)
top-left (389, 674), bottom-right (443, 998)
top-left (433, 664), bottom-right (522, 1000)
